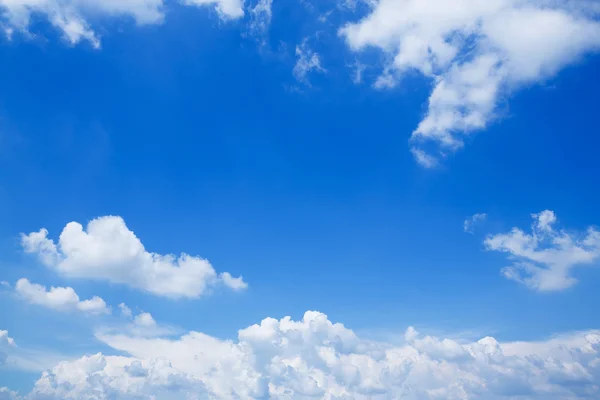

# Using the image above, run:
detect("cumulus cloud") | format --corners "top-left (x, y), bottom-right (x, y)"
top-left (340, 0), bottom-right (600, 166)
top-left (12, 311), bottom-right (600, 399)
top-left (485, 210), bottom-right (600, 291)
top-left (21, 216), bottom-right (247, 299)
top-left (15, 278), bottom-right (110, 315)
top-left (464, 212), bottom-right (487, 233)
top-left (293, 37), bottom-right (326, 85)
top-left (0, 0), bottom-right (243, 48)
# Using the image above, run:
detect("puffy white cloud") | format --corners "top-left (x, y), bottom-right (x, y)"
top-left (485, 210), bottom-right (600, 291)
top-left (15, 278), bottom-right (110, 315)
top-left (0, 0), bottom-right (243, 48)
top-left (464, 212), bottom-right (487, 234)
top-left (21, 216), bottom-right (247, 299)
top-left (19, 311), bottom-right (600, 399)
top-left (340, 0), bottom-right (600, 166)
top-left (293, 38), bottom-right (326, 84)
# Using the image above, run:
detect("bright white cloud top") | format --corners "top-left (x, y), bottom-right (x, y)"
top-left (485, 210), bottom-right (600, 291)
top-left (5, 311), bottom-right (596, 399)
top-left (340, 0), bottom-right (600, 166)
top-left (21, 216), bottom-right (247, 299)
top-left (0, 0), bottom-right (244, 47)
top-left (15, 278), bottom-right (110, 315)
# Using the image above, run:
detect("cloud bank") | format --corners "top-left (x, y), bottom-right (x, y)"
top-left (9, 310), bottom-right (600, 399)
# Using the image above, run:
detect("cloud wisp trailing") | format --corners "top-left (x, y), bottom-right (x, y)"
top-left (464, 212), bottom-right (487, 234)
top-left (0, 330), bottom-right (16, 366)
top-left (293, 37), bottom-right (326, 85)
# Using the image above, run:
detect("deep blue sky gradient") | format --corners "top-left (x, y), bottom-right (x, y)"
top-left (1, 1), bottom-right (600, 393)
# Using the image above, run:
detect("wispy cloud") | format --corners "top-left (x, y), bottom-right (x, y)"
top-left (464, 213), bottom-right (487, 234)
top-left (293, 37), bottom-right (326, 85)
top-left (15, 278), bottom-right (110, 315)
top-left (485, 210), bottom-right (600, 291)
top-left (0, 0), bottom-right (244, 48)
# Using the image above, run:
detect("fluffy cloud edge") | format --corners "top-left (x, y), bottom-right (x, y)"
top-left (15, 278), bottom-right (110, 315)
top-left (484, 210), bottom-right (600, 291)
top-left (2, 310), bottom-right (598, 399)
top-left (339, 0), bottom-right (600, 167)
top-left (21, 215), bottom-right (248, 299)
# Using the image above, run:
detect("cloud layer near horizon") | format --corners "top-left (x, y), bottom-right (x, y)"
top-left (1, 311), bottom-right (597, 399)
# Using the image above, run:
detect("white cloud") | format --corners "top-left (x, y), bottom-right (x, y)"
top-left (340, 0), bottom-right (600, 166)
top-left (21, 215), bottom-right (247, 299)
top-left (134, 312), bottom-right (156, 328)
top-left (0, 387), bottom-right (19, 400)
top-left (0, 331), bottom-right (73, 374)
top-left (183, 0), bottom-right (244, 20)
top-left (484, 210), bottom-right (600, 291)
top-left (0, 0), bottom-right (243, 48)
top-left (410, 147), bottom-right (438, 169)
top-left (15, 278), bottom-right (110, 315)
top-left (118, 303), bottom-right (133, 318)
top-left (14, 311), bottom-right (600, 399)
top-left (248, 0), bottom-right (273, 43)
top-left (464, 213), bottom-right (487, 233)
top-left (0, 330), bottom-right (16, 366)
top-left (220, 271), bottom-right (249, 291)
top-left (293, 37), bottom-right (326, 84)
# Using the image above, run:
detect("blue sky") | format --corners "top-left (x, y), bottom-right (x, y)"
top-left (1, 0), bottom-right (600, 399)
